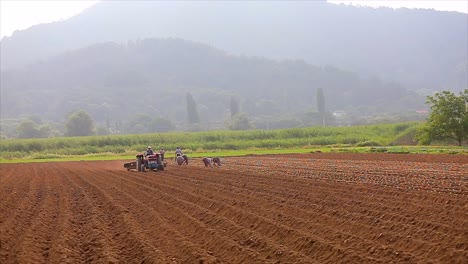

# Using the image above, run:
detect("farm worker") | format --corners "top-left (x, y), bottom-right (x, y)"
top-left (202, 157), bottom-right (213, 167)
top-left (159, 148), bottom-right (165, 161)
top-left (145, 146), bottom-right (154, 156)
top-left (175, 147), bottom-right (183, 161)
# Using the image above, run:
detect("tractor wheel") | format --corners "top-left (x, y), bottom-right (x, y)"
top-left (141, 164), bottom-right (146, 172)
top-left (136, 159), bottom-right (142, 172)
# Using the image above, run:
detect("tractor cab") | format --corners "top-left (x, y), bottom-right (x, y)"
top-left (124, 153), bottom-right (166, 172)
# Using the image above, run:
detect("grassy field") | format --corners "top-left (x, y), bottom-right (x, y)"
top-left (1, 122), bottom-right (466, 163)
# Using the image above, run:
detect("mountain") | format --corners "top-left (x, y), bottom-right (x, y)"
top-left (1, 1), bottom-right (466, 92)
top-left (0, 38), bottom-right (423, 126)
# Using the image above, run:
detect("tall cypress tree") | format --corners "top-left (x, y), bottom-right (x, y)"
top-left (317, 88), bottom-right (326, 127)
top-left (186, 92), bottom-right (200, 124)
top-left (230, 96), bottom-right (239, 118)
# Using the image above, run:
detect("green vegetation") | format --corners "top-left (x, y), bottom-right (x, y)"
top-left (226, 113), bottom-right (253, 130)
top-left (65, 110), bottom-right (96, 137)
top-left (417, 90), bottom-right (468, 146)
top-left (186, 92), bottom-right (200, 125)
top-left (1, 38), bottom-right (431, 136)
top-left (1, 122), bottom-right (466, 163)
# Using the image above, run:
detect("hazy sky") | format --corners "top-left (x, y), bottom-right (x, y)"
top-left (329, 1), bottom-right (468, 13)
top-left (0, 1), bottom-right (98, 38)
top-left (1, 1), bottom-right (467, 38)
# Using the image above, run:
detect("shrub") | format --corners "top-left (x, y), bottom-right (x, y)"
top-left (370, 147), bottom-right (388, 152)
top-left (356, 141), bottom-right (380, 147)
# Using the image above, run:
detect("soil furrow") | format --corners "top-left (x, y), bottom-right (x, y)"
top-left (116, 168), bottom-right (374, 263)
top-left (0, 153), bottom-right (466, 264)
top-left (0, 166), bottom-right (33, 224)
top-left (0, 166), bottom-right (47, 263)
top-left (94, 170), bottom-right (283, 264)
top-left (64, 167), bottom-right (169, 263)
top-left (159, 168), bottom-right (427, 262)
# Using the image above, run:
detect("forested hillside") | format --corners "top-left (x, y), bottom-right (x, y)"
top-left (1, 1), bottom-right (466, 92)
top-left (2, 1), bottom-right (465, 137)
top-left (0, 38), bottom-right (425, 133)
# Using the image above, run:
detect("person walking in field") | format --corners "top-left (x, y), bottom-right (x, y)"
top-left (159, 148), bottom-right (165, 161)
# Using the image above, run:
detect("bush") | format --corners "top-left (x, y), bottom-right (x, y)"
top-left (356, 141), bottom-right (380, 147)
top-left (370, 147), bottom-right (388, 152)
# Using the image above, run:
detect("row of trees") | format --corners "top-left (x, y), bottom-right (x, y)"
top-left (14, 110), bottom-right (97, 138)
top-left (13, 93), bottom-right (251, 138)
top-left (9, 90), bottom-right (467, 146)
top-left (186, 92), bottom-right (254, 131)
top-left (1, 38), bottom-right (431, 126)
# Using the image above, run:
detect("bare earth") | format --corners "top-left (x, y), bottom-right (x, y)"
top-left (0, 153), bottom-right (467, 264)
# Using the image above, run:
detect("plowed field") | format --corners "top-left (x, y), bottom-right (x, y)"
top-left (1, 153), bottom-right (467, 264)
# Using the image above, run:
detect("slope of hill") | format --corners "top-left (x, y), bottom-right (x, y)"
top-left (0, 38), bottom-right (424, 126)
top-left (1, 1), bottom-right (466, 92)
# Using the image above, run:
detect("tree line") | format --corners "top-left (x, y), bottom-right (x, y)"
top-left (0, 38), bottom-right (428, 128)
top-left (8, 92), bottom-right (252, 138)
top-left (6, 89), bottom-right (467, 147)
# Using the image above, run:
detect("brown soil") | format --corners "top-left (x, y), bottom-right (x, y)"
top-left (1, 153), bottom-right (467, 264)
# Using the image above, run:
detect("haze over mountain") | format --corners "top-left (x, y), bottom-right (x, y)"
top-left (1, 1), bottom-right (466, 136)
top-left (1, 1), bottom-right (466, 92)
top-left (1, 38), bottom-right (423, 126)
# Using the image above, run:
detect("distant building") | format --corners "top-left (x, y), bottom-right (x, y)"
top-left (332, 111), bottom-right (346, 118)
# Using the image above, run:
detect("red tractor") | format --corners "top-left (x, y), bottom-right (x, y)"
top-left (124, 153), bottom-right (166, 172)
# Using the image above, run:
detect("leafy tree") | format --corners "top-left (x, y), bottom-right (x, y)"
top-left (226, 112), bottom-right (253, 130)
top-left (17, 121), bottom-right (57, 138)
top-left (38, 124), bottom-right (54, 138)
top-left (96, 126), bottom-right (111, 136)
top-left (28, 115), bottom-right (43, 125)
top-left (124, 113), bottom-right (153, 134)
top-left (230, 96), bottom-right (239, 118)
top-left (65, 110), bottom-right (96, 137)
top-left (186, 93), bottom-right (200, 124)
top-left (122, 114), bottom-right (174, 134)
top-left (418, 90), bottom-right (468, 146)
top-left (302, 110), bottom-right (321, 127)
top-left (317, 88), bottom-right (326, 127)
top-left (17, 120), bottom-right (41, 138)
top-left (150, 117), bottom-right (175, 132)
top-left (255, 99), bottom-right (280, 116)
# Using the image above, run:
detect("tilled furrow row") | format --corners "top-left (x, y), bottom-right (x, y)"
top-left (229, 157), bottom-right (467, 194)
top-left (12, 169), bottom-right (62, 263)
top-left (166, 161), bottom-right (467, 262)
top-left (97, 170), bottom-right (286, 264)
top-left (61, 179), bottom-right (110, 263)
top-left (1, 154), bottom-right (466, 264)
top-left (217, 158), bottom-right (468, 221)
top-left (65, 168), bottom-right (169, 263)
top-left (0, 165), bottom-right (17, 186)
top-left (0, 167), bottom-right (33, 224)
top-left (116, 169), bottom-right (376, 263)
top-left (172, 163), bottom-right (466, 241)
top-left (0, 167), bottom-right (48, 263)
top-left (40, 165), bottom-right (82, 263)
top-left (162, 169), bottom-right (425, 262)
top-left (214, 158), bottom-right (456, 205)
